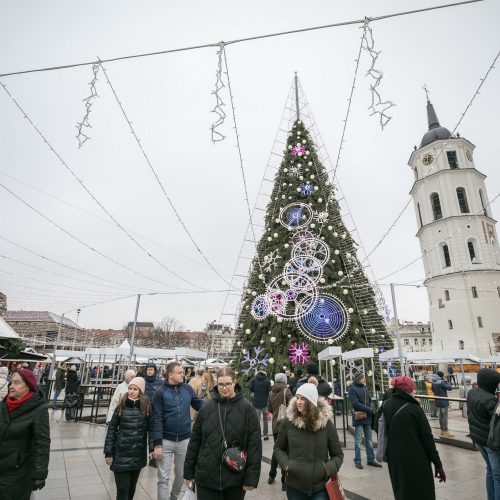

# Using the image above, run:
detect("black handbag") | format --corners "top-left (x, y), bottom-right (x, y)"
top-left (218, 402), bottom-right (247, 472)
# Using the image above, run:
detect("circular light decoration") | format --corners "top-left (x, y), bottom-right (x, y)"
top-left (250, 294), bottom-right (270, 321)
top-left (284, 256), bottom-right (323, 287)
top-left (292, 238), bottom-right (330, 265)
top-left (296, 294), bottom-right (350, 343)
top-left (292, 230), bottom-right (314, 244)
top-left (279, 202), bottom-right (313, 231)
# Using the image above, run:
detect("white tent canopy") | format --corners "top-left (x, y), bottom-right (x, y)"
top-left (0, 317), bottom-right (19, 339)
top-left (379, 349), bottom-right (480, 364)
top-left (83, 345), bottom-right (207, 362)
top-left (342, 348), bottom-right (374, 361)
top-left (318, 346), bottom-right (342, 361)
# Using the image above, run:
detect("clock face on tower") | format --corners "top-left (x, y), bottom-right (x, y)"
top-left (422, 154), bottom-right (434, 166)
top-left (466, 150), bottom-right (473, 161)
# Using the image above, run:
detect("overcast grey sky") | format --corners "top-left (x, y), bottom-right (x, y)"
top-left (0, 0), bottom-right (499, 331)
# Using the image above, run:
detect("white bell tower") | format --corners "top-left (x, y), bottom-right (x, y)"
top-left (408, 99), bottom-right (500, 357)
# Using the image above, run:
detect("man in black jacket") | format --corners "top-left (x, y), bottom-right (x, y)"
top-left (467, 368), bottom-right (500, 499)
top-left (293, 362), bottom-right (331, 398)
top-left (250, 366), bottom-right (271, 440)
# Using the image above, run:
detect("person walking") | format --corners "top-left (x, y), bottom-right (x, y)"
top-left (0, 365), bottom-right (9, 400)
top-left (144, 363), bottom-right (162, 467)
top-left (250, 366), bottom-right (272, 440)
top-left (432, 370), bottom-right (454, 437)
top-left (274, 383), bottom-right (344, 499)
top-left (104, 377), bottom-right (153, 500)
top-left (153, 361), bottom-right (203, 500)
top-left (293, 363), bottom-right (331, 398)
top-left (65, 364), bottom-right (79, 394)
top-left (0, 369), bottom-right (50, 499)
top-left (347, 372), bottom-right (381, 469)
top-left (107, 370), bottom-right (137, 424)
top-left (51, 362), bottom-right (66, 409)
top-left (467, 368), bottom-right (500, 500)
top-left (424, 374), bottom-right (438, 418)
top-left (183, 367), bottom-right (262, 500)
top-left (383, 375), bottom-right (445, 500)
top-left (188, 368), bottom-right (205, 394)
top-left (333, 378), bottom-right (343, 415)
top-left (267, 373), bottom-right (292, 490)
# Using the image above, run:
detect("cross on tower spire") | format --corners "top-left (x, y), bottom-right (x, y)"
top-left (423, 83), bottom-right (431, 103)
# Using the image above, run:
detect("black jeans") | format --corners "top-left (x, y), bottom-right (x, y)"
top-left (114, 469), bottom-right (141, 500)
top-left (269, 432), bottom-right (284, 483)
top-left (196, 484), bottom-right (246, 500)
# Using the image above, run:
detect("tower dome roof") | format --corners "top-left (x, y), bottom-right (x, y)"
top-left (420, 101), bottom-right (452, 147)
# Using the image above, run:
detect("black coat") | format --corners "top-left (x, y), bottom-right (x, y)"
top-left (275, 397), bottom-right (343, 496)
top-left (383, 390), bottom-right (442, 500)
top-left (183, 388), bottom-right (262, 491)
top-left (467, 386), bottom-right (498, 446)
top-left (65, 370), bottom-right (79, 394)
top-left (104, 398), bottom-right (153, 472)
top-left (250, 372), bottom-right (271, 409)
top-left (0, 389), bottom-right (50, 499)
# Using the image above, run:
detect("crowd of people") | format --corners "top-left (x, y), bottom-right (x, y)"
top-left (1, 358), bottom-right (500, 500)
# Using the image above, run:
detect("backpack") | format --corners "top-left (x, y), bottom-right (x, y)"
top-left (375, 402), bottom-right (409, 463)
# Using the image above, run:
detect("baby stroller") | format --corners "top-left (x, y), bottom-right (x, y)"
top-left (63, 392), bottom-right (79, 421)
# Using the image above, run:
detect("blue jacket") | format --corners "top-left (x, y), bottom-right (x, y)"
top-left (250, 372), bottom-right (271, 409)
top-left (144, 375), bottom-right (162, 405)
top-left (348, 382), bottom-right (373, 426)
top-left (432, 378), bottom-right (453, 408)
top-left (153, 381), bottom-right (203, 446)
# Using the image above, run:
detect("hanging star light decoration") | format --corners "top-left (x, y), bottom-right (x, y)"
top-left (288, 342), bottom-right (311, 364)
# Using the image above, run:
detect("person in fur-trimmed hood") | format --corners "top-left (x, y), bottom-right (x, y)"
top-left (274, 383), bottom-right (343, 498)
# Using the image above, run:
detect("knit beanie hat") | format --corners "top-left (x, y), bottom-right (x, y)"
top-left (391, 375), bottom-right (415, 394)
top-left (296, 383), bottom-right (319, 406)
top-left (354, 371), bottom-right (365, 382)
top-left (306, 362), bottom-right (319, 375)
top-left (275, 373), bottom-right (287, 384)
top-left (17, 368), bottom-right (37, 392)
top-left (128, 377), bottom-right (145, 394)
top-left (436, 371), bottom-right (444, 378)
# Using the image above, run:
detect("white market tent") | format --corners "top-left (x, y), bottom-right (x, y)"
top-left (0, 317), bottom-right (20, 339)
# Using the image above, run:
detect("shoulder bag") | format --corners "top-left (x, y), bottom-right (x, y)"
top-left (218, 402), bottom-right (247, 472)
top-left (353, 386), bottom-right (369, 421)
top-left (276, 389), bottom-right (287, 423)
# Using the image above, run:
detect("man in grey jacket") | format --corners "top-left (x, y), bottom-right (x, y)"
top-left (106, 369), bottom-right (136, 423)
top-left (432, 370), bottom-right (454, 437)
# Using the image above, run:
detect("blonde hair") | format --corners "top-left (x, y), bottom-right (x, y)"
top-left (308, 376), bottom-right (318, 387)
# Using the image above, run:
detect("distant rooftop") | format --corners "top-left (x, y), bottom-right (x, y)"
top-left (5, 310), bottom-right (82, 330)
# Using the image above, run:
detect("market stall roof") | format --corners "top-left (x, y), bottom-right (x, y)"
top-left (342, 348), bottom-right (374, 360)
top-left (0, 348), bottom-right (47, 361)
top-left (82, 345), bottom-right (207, 362)
top-left (0, 317), bottom-right (20, 339)
top-left (318, 346), bottom-right (342, 361)
top-left (379, 348), bottom-right (480, 364)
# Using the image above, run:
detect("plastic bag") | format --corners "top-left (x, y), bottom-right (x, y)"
top-left (181, 483), bottom-right (196, 500)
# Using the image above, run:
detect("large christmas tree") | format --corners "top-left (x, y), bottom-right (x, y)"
top-left (233, 84), bottom-right (393, 384)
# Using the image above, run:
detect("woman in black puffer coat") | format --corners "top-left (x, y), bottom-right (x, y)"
top-left (0, 369), bottom-right (50, 500)
top-left (104, 377), bottom-right (153, 500)
top-left (183, 367), bottom-right (262, 500)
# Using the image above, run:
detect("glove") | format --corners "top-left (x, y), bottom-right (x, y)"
top-left (434, 466), bottom-right (446, 483)
top-left (32, 479), bottom-right (46, 491)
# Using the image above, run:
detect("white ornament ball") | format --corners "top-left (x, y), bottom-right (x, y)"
top-left (297, 131), bottom-right (301, 136)
top-left (284, 168), bottom-right (288, 173)
top-left (242, 349), bottom-right (247, 354)
top-left (288, 132), bottom-right (293, 137)
top-left (310, 223), bottom-right (316, 229)
top-left (259, 274), bottom-right (264, 280)
top-left (371, 328), bottom-right (376, 333)
top-left (342, 233), bottom-right (347, 239)
top-left (338, 271), bottom-right (343, 277)
top-left (318, 198), bottom-right (323, 203)
top-left (334, 249), bottom-right (340, 255)
top-left (287, 334), bottom-right (291, 339)
top-left (342, 289), bottom-right (348, 295)
top-left (245, 328), bottom-right (251, 334)
top-left (298, 121), bottom-right (302, 125)
top-left (245, 305), bottom-right (250, 309)
top-left (275, 218), bottom-right (280, 223)
top-left (355, 328), bottom-right (359, 334)
top-left (328, 225), bottom-right (333, 230)
top-left (239, 323), bottom-right (243, 328)
top-left (320, 277), bottom-right (326, 283)
top-left (252, 291), bottom-right (257, 296)
top-left (368, 370), bottom-right (373, 377)
top-left (351, 340), bottom-right (355, 345)
top-left (273, 233), bottom-right (278, 238)
top-left (270, 336), bottom-right (276, 343)
top-left (348, 308), bottom-right (354, 313)
top-left (302, 139), bottom-right (306, 144)
top-left (237, 341), bottom-right (241, 346)
top-left (314, 186), bottom-right (319, 191)
top-left (346, 253), bottom-right (351, 258)
top-left (296, 188), bottom-right (301, 193)
top-left (333, 232), bottom-right (338, 237)
top-left (268, 330), bottom-right (272, 334)
top-left (310, 175), bottom-right (315, 180)
top-left (299, 176), bottom-right (304, 180)
top-left (267, 237), bottom-right (272, 241)
top-left (296, 143), bottom-right (301, 147)
top-left (269, 358), bottom-right (274, 364)
top-left (284, 243), bottom-right (289, 249)
top-left (308, 161), bottom-right (313, 166)
top-left (328, 339), bottom-right (334, 345)
top-left (288, 145), bottom-right (292, 150)
top-left (260, 340), bottom-right (264, 344)
top-left (363, 309), bottom-right (368, 315)
top-left (306, 151), bottom-right (310, 155)
top-left (383, 369), bottom-right (388, 375)
top-left (277, 317), bottom-right (283, 323)
top-left (282, 195), bottom-right (286, 199)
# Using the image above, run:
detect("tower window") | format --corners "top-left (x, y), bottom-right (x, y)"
top-left (431, 193), bottom-right (443, 220)
top-left (471, 286), bottom-right (478, 298)
top-left (445, 290), bottom-right (450, 301)
top-left (458, 340), bottom-right (464, 350)
top-left (479, 189), bottom-right (489, 216)
top-left (478, 316), bottom-right (483, 328)
top-left (414, 338), bottom-right (419, 346)
top-left (456, 187), bottom-right (470, 213)
top-left (468, 240), bottom-right (477, 263)
top-left (442, 244), bottom-right (451, 267)
top-left (447, 151), bottom-right (458, 169)
top-left (417, 203), bottom-right (423, 228)
top-left (448, 320), bottom-right (453, 329)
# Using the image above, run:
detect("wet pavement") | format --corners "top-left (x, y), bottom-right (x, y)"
top-left (34, 409), bottom-right (487, 500)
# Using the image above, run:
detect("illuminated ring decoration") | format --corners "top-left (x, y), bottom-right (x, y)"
top-left (283, 256), bottom-right (323, 287)
top-left (279, 202), bottom-right (313, 231)
top-left (266, 275), bottom-right (318, 321)
top-left (296, 294), bottom-right (350, 343)
top-left (292, 238), bottom-right (330, 266)
top-left (292, 230), bottom-right (314, 244)
top-left (250, 294), bottom-right (270, 321)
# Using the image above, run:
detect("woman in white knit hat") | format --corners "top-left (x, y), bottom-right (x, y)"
top-left (274, 383), bottom-right (343, 499)
top-left (104, 376), bottom-right (153, 499)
